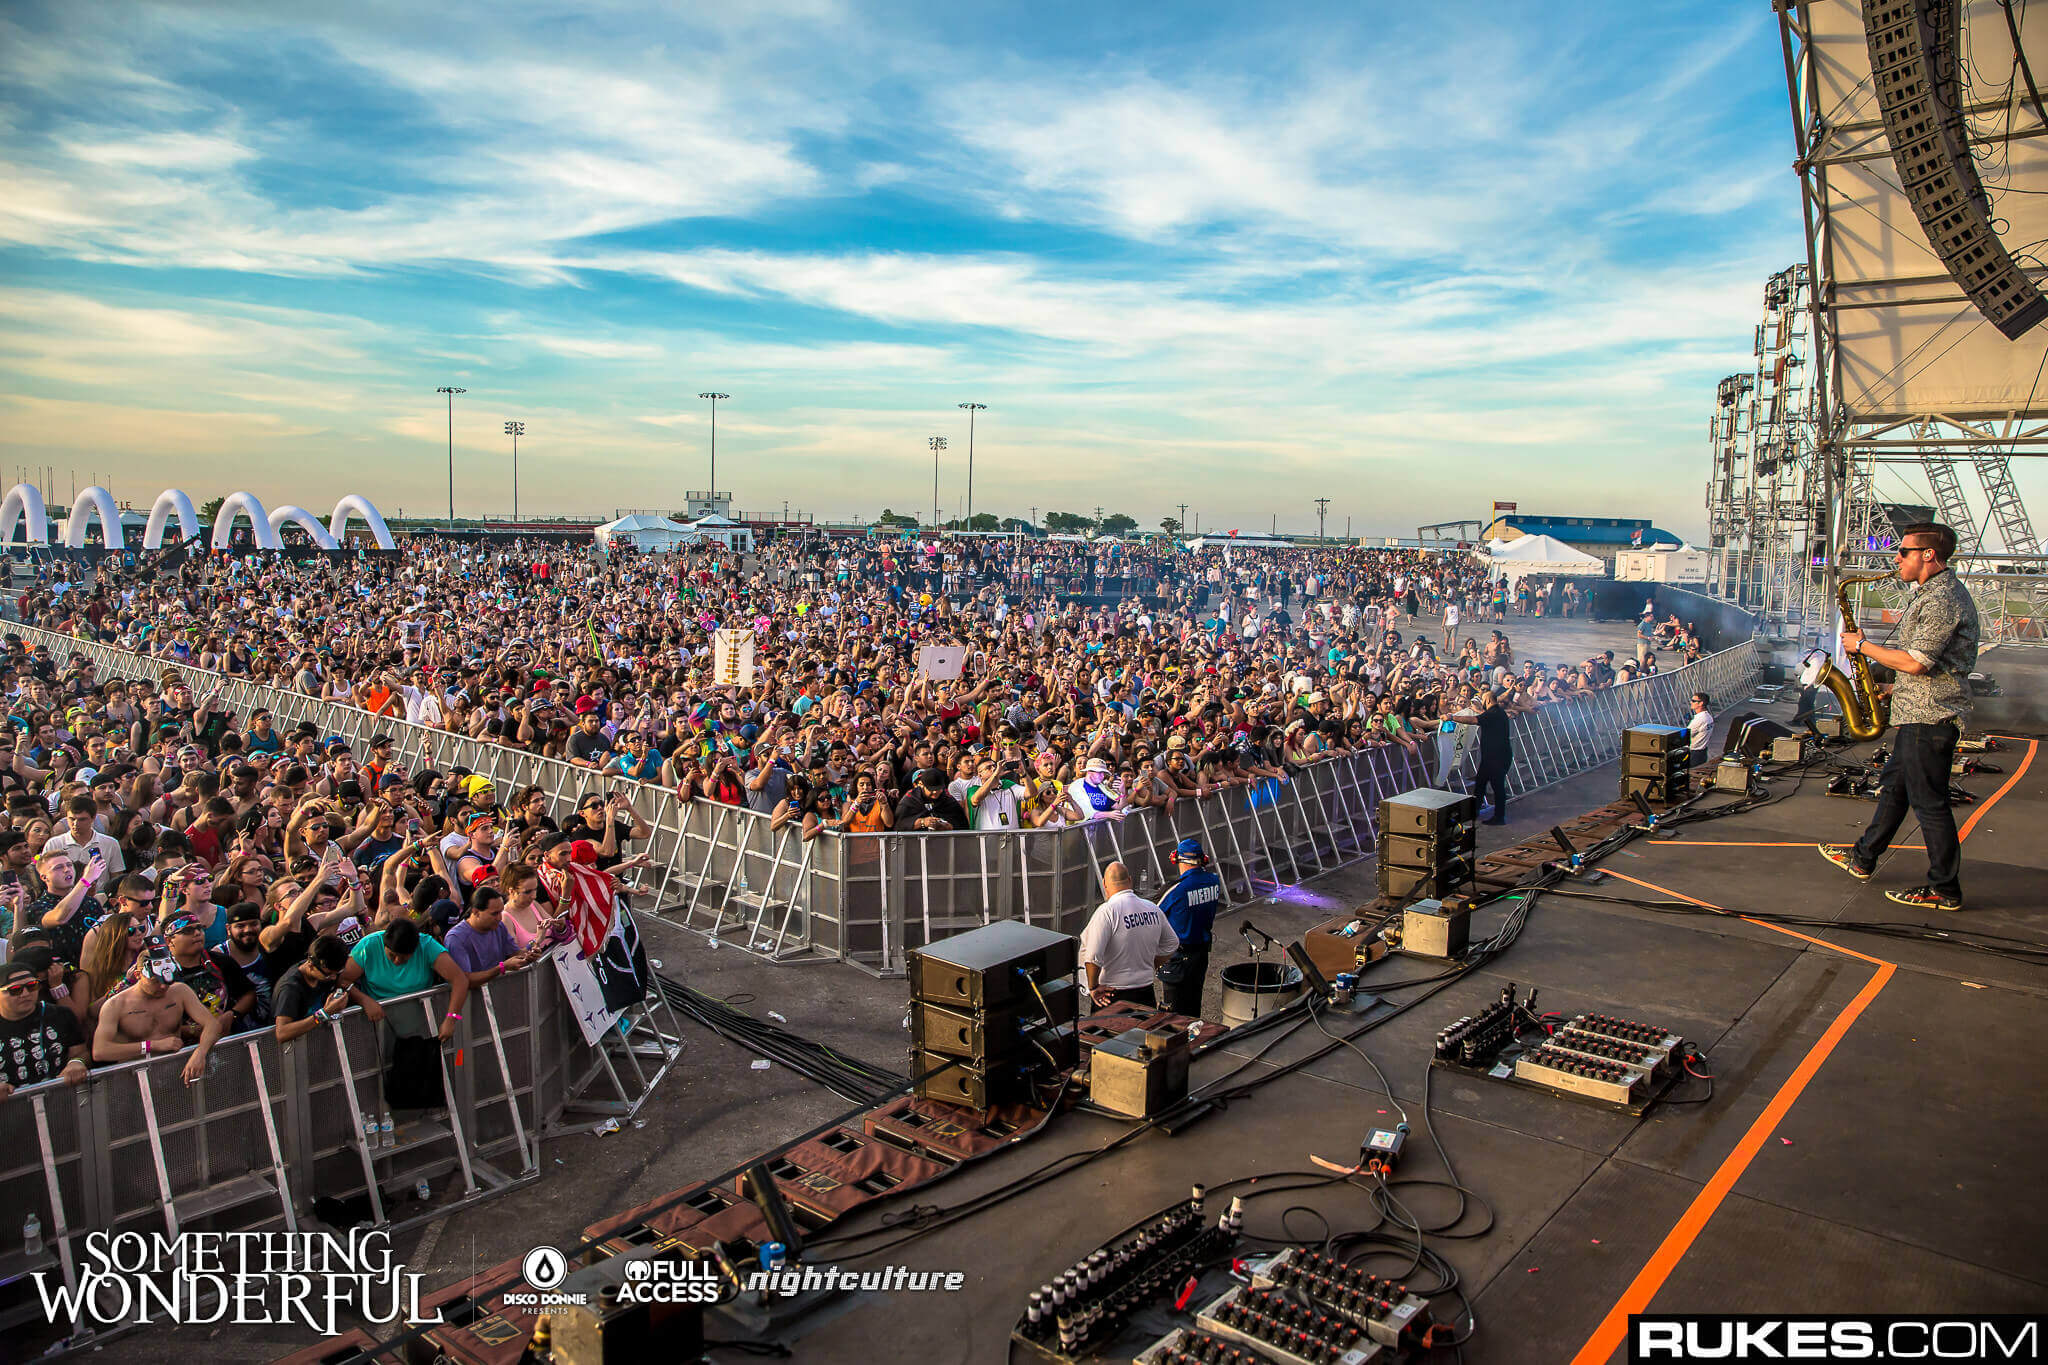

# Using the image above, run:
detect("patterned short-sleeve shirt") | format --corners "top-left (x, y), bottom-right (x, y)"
top-left (1889, 570), bottom-right (1980, 727)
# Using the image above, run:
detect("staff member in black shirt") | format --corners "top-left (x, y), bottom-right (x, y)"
top-left (1454, 688), bottom-right (1512, 825)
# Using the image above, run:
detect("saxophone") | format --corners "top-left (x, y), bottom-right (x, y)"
top-left (1806, 571), bottom-right (1894, 741)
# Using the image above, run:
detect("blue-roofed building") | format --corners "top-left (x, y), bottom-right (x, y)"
top-left (1479, 513), bottom-right (1683, 567)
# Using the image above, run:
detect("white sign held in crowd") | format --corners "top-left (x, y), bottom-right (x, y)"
top-left (714, 628), bottom-right (756, 686)
top-left (917, 644), bottom-right (968, 681)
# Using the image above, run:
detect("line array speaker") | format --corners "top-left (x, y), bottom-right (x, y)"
top-left (1864, 0), bottom-right (2048, 339)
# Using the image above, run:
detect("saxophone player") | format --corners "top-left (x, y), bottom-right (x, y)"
top-left (1818, 523), bottom-right (1980, 911)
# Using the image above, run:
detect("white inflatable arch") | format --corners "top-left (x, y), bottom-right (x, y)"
top-left (63, 485), bottom-right (123, 549)
top-left (267, 504), bottom-right (340, 551)
top-left (328, 493), bottom-right (395, 549)
top-left (143, 489), bottom-right (203, 550)
top-left (210, 491), bottom-right (284, 551)
top-left (0, 485), bottom-right (50, 546)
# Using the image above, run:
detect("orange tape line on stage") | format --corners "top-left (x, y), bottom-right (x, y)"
top-left (1957, 737), bottom-right (2036, 843)
top-left (1567, 872), bottom-right (1894, 1364)
top-left (1569, 736), bottom-right (2035, 1363)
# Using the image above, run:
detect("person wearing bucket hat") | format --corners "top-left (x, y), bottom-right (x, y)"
top-left (1155, 837), bottom-right (1223, 1016)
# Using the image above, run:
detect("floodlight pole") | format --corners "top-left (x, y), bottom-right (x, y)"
top-left (504, 421), bottom-right (525, 522)
top-left (699, 392), bottom-right (729, 508)
top-left (958, 403), bottom-right (985, 527)
top-left (436, 386), bottom-right (466, 526)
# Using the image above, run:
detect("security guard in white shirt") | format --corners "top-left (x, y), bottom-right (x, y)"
top-left (1079, 862), bottom-right (1179, 1008)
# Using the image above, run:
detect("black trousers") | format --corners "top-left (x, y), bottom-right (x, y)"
top-left (1161, 946), bottom-right (1210, 1018)
top-left (1852, 721), bottom-right (1961, 898)
top-left (1472, 760), bottom-right (1509, 821)
top-left (1106, 985), bottom-right (1158, 1009)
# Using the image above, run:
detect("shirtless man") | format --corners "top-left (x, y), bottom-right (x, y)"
top-left (91, 948), bottom-right (226, 1085)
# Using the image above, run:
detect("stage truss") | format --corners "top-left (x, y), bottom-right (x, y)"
top-left (1729, 0), bottom-right (2048, 648)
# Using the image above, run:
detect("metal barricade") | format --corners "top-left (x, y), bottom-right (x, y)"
top-left (1438, 640), bottom-right (1763, 797)
top-left (831, 744), bottom-right (1429, 975)
top-left (8, 623), bottom-right (830, 963)
top-left (0, 953), bottom-right (682, 1333)
top-left (9, 622), bottom-right (1749, 981)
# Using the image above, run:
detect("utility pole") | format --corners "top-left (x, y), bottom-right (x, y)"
top-left (503, 421), bottom-right (525, 522)
top-left (958, 402), bottom-right (986, 526)
top-left (1030, 505), bottom-right (1038, 530)
top-left (436, 386), bottom-right (466, 526)
top-left (1177, 502), bottom-right (1189, 534)
top-left (1314, 497), bottom-right (1330, 543)
top-left (928, 436), bottom-right (947, 531)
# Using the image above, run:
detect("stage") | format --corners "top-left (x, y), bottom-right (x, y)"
top-left (760, 676), bottom-right (2048, 1362)
top-left (76, 657), bottom-right (2048, 1365)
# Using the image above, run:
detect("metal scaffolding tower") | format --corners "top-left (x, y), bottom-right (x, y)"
top-left (1915, 423), bottom-right (1980, 557)
top-left (1970, 447), bottom-right (2042, 564)
top-left (1703, 265), bottom-right (1828, 636)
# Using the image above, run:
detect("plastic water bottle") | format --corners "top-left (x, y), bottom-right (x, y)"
top-left (378, 1114), bottom-right (395, 1149)
top-left (23, 1213), bottom-right (42, 1257)
top-left (361, 1112), bottom-right (378, 1149)
top-left (415, 1179), bottom-right (431, 1202)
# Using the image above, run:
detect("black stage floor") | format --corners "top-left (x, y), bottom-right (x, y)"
top-left (779, 714), bottom-right (2048, 1363)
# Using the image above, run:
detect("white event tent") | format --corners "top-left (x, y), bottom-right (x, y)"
top-left (594, 513), bottom-right (702, 553)
top-left (1477, 533), bottom-right (1606, 583)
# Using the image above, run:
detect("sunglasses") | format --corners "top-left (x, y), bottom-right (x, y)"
top-left (1894, 544), bottom-right (1930, 557)
top-left (2, 981), bottom-right (37, 996)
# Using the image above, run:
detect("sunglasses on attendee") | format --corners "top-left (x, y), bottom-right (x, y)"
top-left (2, 981), bottom-right (37, 996)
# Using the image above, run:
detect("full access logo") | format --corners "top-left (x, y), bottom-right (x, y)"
top-left (1629, 1314), bottom-right (2044, 1362)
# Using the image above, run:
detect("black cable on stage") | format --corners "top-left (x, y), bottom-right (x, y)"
top-left (658, 976), bottom-right (907, 1105)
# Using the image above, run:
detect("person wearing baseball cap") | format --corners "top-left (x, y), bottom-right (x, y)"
top-left (1066, 755), bottom-right (1125, 823)
top-left (894, 768), bottom-right (968, 832)
top-left (0, 957), bottom-right (89, 1099)
top-left (1155, 838), bottom-right (1224, 1017)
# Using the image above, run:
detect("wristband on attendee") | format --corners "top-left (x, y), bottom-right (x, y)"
top-left (445, 1012), bottom-right (461, 1021)
top-left (141, 1039), bottom-right (151, 1057)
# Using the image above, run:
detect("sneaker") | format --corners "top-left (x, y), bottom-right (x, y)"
top-left (1885, 886), bottom-right (1962, 912)
top-left (1816, 844), bottom-right (1872, 880)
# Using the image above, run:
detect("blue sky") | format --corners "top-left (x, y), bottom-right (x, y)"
top-left (0, 1), bottom-right (1808, 536)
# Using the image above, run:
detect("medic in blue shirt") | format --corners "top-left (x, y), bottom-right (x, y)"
top-left (1156, 837), bottom-right (1223, 1017)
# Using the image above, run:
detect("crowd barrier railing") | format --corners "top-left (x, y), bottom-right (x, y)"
top-left (0, 960), bottom-right (680, 1332)
top-left (5, 623), bottom-right (823, 961)
top-left (819, 744), bottom-right (1431, 975)
top-left (1438, 640), bottom-right (1763, 801)
top-left (5, 621), bottom-right (1756, 975)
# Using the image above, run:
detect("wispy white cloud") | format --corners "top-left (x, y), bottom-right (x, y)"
top-left (0, 1), bottom-right (1850, 533)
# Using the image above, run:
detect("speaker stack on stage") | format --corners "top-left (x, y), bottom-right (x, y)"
top-left (907, 920), bottom-right (1079, 1111)
top-left (1620, 724), bottom-right (1691, 804)
top-left (1378, 788), bottom-right (1478, 902)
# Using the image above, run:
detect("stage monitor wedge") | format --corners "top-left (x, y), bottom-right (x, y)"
top-left (1863, 0), bottom-right (2048, 340)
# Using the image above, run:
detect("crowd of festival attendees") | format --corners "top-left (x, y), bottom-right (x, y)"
top-left (0, 534), bottom-right (1706, 1095)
